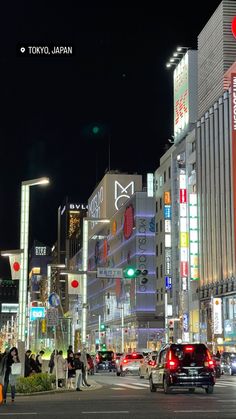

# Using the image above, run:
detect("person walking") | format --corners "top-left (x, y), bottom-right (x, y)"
top-left (67, 352), bottom-right (75, 389)
top-left (56, 350), bottom-right (67, 388)
top-left (24, 350), bottom-right (32, 377)
top-left (0, 347), bottom-right (20, 404)
top-left (74, 353), bottom-right (83, 391)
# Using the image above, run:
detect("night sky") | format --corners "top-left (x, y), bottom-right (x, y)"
top-left (0, 1), bottom-right (222, 277)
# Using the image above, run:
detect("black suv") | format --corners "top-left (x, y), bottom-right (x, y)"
top-left (95, 351), bottom-right (116, 372)
top-left (149, 343), bottom-right (216, 394)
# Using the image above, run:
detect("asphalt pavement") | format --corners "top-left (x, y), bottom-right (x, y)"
top-left (0, 373), bottom-right (236, 418)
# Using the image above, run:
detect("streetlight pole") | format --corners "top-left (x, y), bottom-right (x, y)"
top-left (18, 177), bottom-right (49, 343)
top-left (81, 217), bottom-right (110, 349)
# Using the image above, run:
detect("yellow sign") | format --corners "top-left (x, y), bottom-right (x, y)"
top-left (180, 232), bottom-right (189, 247)
top-left (164, 191), bottom-right (171, 205)
top-left (112, 220), bottom-right (117, 235)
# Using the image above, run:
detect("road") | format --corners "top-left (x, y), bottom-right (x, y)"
top-left (0, 374), bottom-right (236, 418)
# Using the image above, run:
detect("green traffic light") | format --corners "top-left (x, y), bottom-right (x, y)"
top-left (92, 126), bottom-right (100, 135)
top-left (100, 324), bottom-right (106, 331)
top-left (127, 268), bottom-right (135, 277)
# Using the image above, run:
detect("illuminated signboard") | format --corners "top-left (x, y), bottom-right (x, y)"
top-left (213, 298), bottom-right (223, 334)
top-left (180, 189), bottom-right (187, 203)
top-left (165, 220), bottom-right (171, 233)
top-left (30, 307), bottom-right (45, 321)
top-left (174, 50), bottom-right (197, 144)
top-left (147, 173), bottom-right (154, 197)
top-left (231, 73), bottom-right (236, 261)
top-left (164, 191), bottom-right (171, 205)
top-left (180, 232), bottom-right (189, 247)
top-left (35, 247), bottom-right (46, 256)
top-left (189, 193), bottom-right (199, 280)
top-left (164, 205), bottom-right (171, 219)
top-left (165, 234), bottom-right (171, 248)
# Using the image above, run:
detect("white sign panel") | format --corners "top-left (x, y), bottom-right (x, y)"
top-left (97, 267), bottom-right (123, 278)
top-left (46, 308), bottom-right (59, 326)
top-left (213, 298), bottom-right (223, 335)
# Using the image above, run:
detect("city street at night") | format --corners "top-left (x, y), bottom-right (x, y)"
top-left (1, 374), bottom-right (236, 418)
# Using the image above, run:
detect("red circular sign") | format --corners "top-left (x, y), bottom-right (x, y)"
top-left (71, 279), bottom-right (79, 288)
top-left (232, 16), bottom-right (236, 39)
top-left (13, 261), bottom-right (20, 272)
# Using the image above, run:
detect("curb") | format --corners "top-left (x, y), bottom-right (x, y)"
top-left (13, 380), bottom-right (102, 396)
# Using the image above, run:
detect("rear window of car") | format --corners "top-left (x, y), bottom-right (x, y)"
top-left (170, 344), bottom-right (208, 367)
top-left (97, 351), bottom-right (114, 361)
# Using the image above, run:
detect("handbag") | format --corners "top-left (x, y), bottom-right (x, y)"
top-left (11, 362), bottom-right (21, 375)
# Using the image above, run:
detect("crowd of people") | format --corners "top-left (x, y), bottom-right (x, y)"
top-left (0, 345), bottom-right (91, 403)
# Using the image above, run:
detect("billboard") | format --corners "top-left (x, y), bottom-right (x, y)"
top-left (174, 50), bottom-right (197, 144)
top-left (213, 298), bottom-right (223, 335)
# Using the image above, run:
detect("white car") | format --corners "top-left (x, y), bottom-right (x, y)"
top-left (139, 352), bottom-right (158, 379)
top-left (117, 353), bottom-right (144, 376)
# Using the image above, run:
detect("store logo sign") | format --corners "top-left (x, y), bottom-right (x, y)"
top-left (232, 16), bottom-right (236, 39)
top-left (115, 181), bottom-right (134, 210)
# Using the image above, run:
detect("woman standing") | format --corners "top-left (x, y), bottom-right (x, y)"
top-left (56, 350), bottom-right (67, 388)
top-left (1, 347), bottom-right (20, 404)
top-left (29, 354), bottom-right (40, 374)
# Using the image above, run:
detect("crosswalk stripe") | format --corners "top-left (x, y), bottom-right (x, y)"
top-left (113, 383), bottom-right (144, 390)
top-left (129, 382), bottom-right (149, 387)
top-left (111, 387), bottom-right (125, 390)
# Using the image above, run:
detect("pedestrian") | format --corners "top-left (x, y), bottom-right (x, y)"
top-left (24, 350), bottom-right (32, 377)
top-left (0, 347), bottom-right (20, 404)
top-left (56, 350), bottom-right (67, 388)
top-left (48, 350), bottom-right (56, 374)
top-left (216, 350), bottom-right (221, 359)
top-left (80, 350), bottom-right (90, 387)
top-left (67, 352), bottom-right (75, 389)
top-left (36, 350), bottom-right (44, 373)
top-left (67, 345), bottom-right (73, 358)
top-left (74, 352), bottom-right (83, 391)
top-left (29, 354), bottom-right (40, 374)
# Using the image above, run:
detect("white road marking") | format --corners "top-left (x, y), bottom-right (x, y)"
top-left (82, 411), bottom-right (129, 414)
top-left (113, 383), bottom-right (144, 390)
top-left (0, 414), bottom-right (37, 416)
top-left (110, 387), bottom-right (125, 390)
top-left (129, 382), bottom-right (149, 387)
top-left (174, 410), bottom-right (219, 413)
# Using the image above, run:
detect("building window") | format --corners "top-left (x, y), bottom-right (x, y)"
top-left (160, 198), bottom-right (162, 210)
top-left (160, 176), bottom-right (163, 187)
top-left (160, 219), bottom-right (162, 232)
top-left (161, 287), bottom-right (163, 301)
top-left (160, 242), bottom-right (162, 255)
top-left (155, 179), bottom-right (159, 191)
top-left (156, 266), bottom-right (159, 279)
top-left (156, 201), bottom-right (158, 213)
top-left (164, 171), bottom-right (166, 183)
top-left (192, 141), bottom-right (196, 152)
top-left (157, 291), bottom-right (159, 302)
top-left (156, 223), bottom-right (158, 234)
top-left (168, 166), bottom-right (171, 179)
top-left (156, 245), bottom-right (158, 257)
top-left (160, 264), bottom-right (163, 277)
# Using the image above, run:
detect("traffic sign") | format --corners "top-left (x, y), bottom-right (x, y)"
top-left (30, 307), bottom-right (45, 321)
top-left (48, 292), bottom-right (60, 307)
top-left (97, 267), bottom-right (123, 278)
top-left (46, 308), bottom-right (59, 326)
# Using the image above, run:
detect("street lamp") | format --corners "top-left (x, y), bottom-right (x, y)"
top-left (82, 217), bottom-right (110, 348)
top-left (18, 177), bottom-right (49, 343)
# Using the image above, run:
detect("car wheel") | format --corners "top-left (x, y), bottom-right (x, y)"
top-left (149, 376), bottom-right (157, 392)
top-left (116, 372), bottom-right (121, 376)
top-left (189, 388), bottom-right (195, 393)
top-left (163, 377), bottom-right (171, 394)
top-left (205, 385), bottom-right (214, 394)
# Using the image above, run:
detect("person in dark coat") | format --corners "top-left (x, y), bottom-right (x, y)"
top-left (29, 354), bottom-right (40, 374)
top-left (1, 347), bottom-right (20, 403)
top-left (24, 350), bottom-right (32, 377)
top-left (67, 352), bottom-right (75, 389)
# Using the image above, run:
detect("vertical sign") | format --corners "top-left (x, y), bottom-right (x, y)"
top-left (213, 298), bottom-right (222, 334)
top-left (231, 73), bottom-right (236, 261)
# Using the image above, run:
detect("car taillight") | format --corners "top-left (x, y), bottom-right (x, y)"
top-left (185, 346), bottom-right (194, 352)
top-left (148, 360), bottom-right (156, 366)
top-left (123, 359), bottom-right (128, 364)
top-left (167, 350), bottom-right (178, 370)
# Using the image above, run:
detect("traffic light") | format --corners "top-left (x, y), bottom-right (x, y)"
top-left (123, 266), bottom-right (149, 279)
top-left (101, 343), bottom-right (107, 351)
top-left (100, 323), bottom-right (106, 332)
top-left (168, 319), bottom-right (174, 330)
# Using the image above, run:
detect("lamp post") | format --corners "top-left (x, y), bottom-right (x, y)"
top-left (81, 217), bottom-right (110, 349)
top-left (18, 177), bottom-right (49, 343)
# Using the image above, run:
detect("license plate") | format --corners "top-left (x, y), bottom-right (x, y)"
top-left (189, 369), bottom-right (198, 375)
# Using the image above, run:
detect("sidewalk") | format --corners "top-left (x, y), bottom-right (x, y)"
top-left (15, 379), bottom-right (102, 396)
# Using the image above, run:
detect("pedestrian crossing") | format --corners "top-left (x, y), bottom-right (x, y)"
top-left (110, 379), bottom-right (236, 391)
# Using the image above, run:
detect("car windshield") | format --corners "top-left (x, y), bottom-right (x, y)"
top-left (97, 351), bottom-right (114, 361)
top-left (170, 344), bottom-right (208, 367)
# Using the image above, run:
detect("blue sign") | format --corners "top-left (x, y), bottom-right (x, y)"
top-left (30, 307), bottom-right (45, 321)
top-left (183, 313), bottom-right (189, 332)
top-left (48, 292), bottom-right (60, 307)
top-left (164, 205), bottom-right (171, 219)
top-left (165, 276), bottom-right (172, 290)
